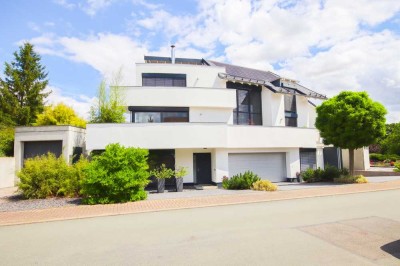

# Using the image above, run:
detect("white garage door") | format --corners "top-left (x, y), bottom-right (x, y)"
top-left (228, 153), bottom-right (286, 182)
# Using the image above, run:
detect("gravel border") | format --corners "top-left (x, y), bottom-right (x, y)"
top-left (0, 193), bottom-right (81, 212)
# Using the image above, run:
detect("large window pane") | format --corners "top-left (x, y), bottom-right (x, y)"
top-left (250, 90), bottom-right (262, 113)
top-left (162, 112), bottom-right (189, 122)
top-left (285, 117), bottom-right (297, 127)
top-left (238, 112), bottom-right (250, 125)
top-left (142, 73), bottom-right (186, 87)
top-left (237, 90), bottom-right (250, 112)
top-left (135, 112), bottom-right (161, 123)
top-left (284, 94), bottom-right (296, 112)
top-left (250, 113), bottom-right (262, 125)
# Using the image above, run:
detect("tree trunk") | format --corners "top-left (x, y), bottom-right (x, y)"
top-left (349, 148), bottom-right (355, 176)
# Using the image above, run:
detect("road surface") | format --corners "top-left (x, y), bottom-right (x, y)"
top-left (1, 189), bottom-right (399, 265)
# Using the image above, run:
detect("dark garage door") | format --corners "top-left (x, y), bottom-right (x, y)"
top-left (23, 141), bottom-right (63, 160)
top-left (300, 148), bottom-right (317, 171)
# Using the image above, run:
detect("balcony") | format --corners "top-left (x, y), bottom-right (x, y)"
top-left (86, 123), bottom-right (320, 150)
top-left (120, 86), bottom-right (236, 109)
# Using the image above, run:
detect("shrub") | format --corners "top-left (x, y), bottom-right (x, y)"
top-left (370, 153), bottom-right (385, 161)
top-left (58, 156), bottom-right (89, 197)
top-left (334, 175), bottom-right (368, 184)
top-left (17, 153), bottom-right (86, 198)
top-left (150, 164), bottom-right (174, 179)
top-left (81, 143), bottom-right (150, 204)
top-left (0, 126), bottom-right (14, 157)
top-left (301, 166), bottom-right (349, 183)
top-left (175, 166), bottom-right (188, 178)
top-left (252, 180), bottom-right (278, 191)
top-left (370, 153), bottom-right (400, 162)
top-left (222, 171), bottom-right (260, 190)
top-left (321, 165), bottom-right (342, 181)
top-left (300, 168), bottom-right (314, 182)
top-left (394, 162), bottom-right (400, 172)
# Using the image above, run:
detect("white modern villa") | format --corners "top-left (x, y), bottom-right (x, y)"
top-left (85, 49), bottom-right (332, 186)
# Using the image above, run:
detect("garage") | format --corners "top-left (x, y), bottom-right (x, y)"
top-left (23, 141), bottom-right (63, 160)
top-left (228, 153), bottom-right (286, 182)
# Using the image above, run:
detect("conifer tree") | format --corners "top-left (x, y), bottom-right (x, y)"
top-left (0, 42), bottom-right (50, 126)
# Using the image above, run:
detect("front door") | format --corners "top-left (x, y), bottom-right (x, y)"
top-left (194, 153), bottom-right (212, 184)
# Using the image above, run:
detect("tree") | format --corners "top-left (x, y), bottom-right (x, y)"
top-left (316, 91), bottom-right (387, 175)
top-left (380, 123), bottom-right (400, 155)
top-left (0, 42), bottom-right (50, 126)
top-left (35, 103), bottom-right (86, 128)
top-left (89, 70), bottom-right (125, 123)
top-left (0, 125), bottom-right (14, 157)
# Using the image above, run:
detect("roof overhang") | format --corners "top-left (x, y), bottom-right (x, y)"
top-left (218, 72), bottom-right (327, 100)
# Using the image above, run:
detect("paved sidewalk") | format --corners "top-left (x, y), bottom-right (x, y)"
top-left (1, 180), bottom-right (400, 226)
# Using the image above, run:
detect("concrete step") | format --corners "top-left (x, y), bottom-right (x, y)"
top-left (194, 184), bottom-right (218, 190)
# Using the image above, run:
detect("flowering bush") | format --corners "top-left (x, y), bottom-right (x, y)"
top-left (252, 180), bottom-right (277, 191)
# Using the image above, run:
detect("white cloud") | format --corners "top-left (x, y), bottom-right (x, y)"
top-left (54, 0), bottom-right (116, 16)
top-left (46, 86), bottom-right (96, 120)
top-left (36, 0), bottom-right (400, 122)
top-left (279, 30), bottom-right (400, 123)
top-left (31, 33), bottom-right (148, 85)
top-left (53, 0), bottom-right (76, 9)
top-left (81, 0), bottom-right (116, 16)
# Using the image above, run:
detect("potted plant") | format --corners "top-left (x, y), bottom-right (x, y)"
top-left (150, 164), bottom-right (174, 193)
top-left (174, 166), bottom-right (188, 192)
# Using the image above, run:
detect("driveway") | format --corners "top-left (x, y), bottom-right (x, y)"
top-left (0, 189), bottom-right (399, 265)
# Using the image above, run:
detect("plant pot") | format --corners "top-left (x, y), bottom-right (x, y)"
top-left (157, 178), bottom-right (165, 193)
top-left (175, 177), bottom-right (183, 192)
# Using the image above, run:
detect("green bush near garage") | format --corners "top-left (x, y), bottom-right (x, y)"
top-left (222, 171), bottom-right (261, 190)
top-left (81, 143), bottom-right (150, 204)
top-left (17, 153), bottom-right (88, 199)
top-left (301, 165), bottom-right (349, 183)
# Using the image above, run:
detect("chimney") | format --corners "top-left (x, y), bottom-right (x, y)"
top-left (171, 45), bottom-right (175, 64)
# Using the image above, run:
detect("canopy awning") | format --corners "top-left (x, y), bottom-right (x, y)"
top-left (218, 72), bottom-right (327, 100)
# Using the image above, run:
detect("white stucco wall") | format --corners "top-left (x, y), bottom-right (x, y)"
top-left (0, 157), bottom-right (15, 188)
top-left (190, 107), bottom-right (233, 123)
top-left (262, 89), bottom-right (285, 126)
top-left (86, 123), bottom-right (320, 151)
top-left (135, 63), bottom-right (226, 88)
top-left (342, 147), bottom-right (370, 170)
top-left (297, 96), bottom-right (312, 128)
top-left (121, 87), bottom-right (236, 109)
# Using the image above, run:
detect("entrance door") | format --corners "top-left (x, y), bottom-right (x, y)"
top-left (194, 153), bottom-right (212, 184)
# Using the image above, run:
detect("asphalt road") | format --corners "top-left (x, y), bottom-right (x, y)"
top-left (1, 190), bottom-right (400, 265)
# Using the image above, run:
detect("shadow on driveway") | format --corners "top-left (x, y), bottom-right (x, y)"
top-left (381, 239), bottom-right (400, 259)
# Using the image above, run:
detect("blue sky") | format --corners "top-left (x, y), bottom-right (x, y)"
top-left (1, 0), bottom-right (400, 121)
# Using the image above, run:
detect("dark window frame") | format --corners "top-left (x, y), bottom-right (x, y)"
top-left (142, 73), bottom-right (186, 87)
top-left (227, 82), bottom-right (262, 126)
top-left (284, 89), bottom-right (298, 127)
top-left (129, 106), bottom-right (189, 123)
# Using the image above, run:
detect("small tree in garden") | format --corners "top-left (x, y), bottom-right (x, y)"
top-left (89, 70), bottom-right (125, 123)
top-left (81, 143), bottom-right (150, 204)
top-left (35, 103), bottom-right (86, 128)
top-left (316, 91), bottom-right (387, 175)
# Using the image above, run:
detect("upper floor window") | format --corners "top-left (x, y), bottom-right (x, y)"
top-left (142, 73), bottom-right (186, 87)
top-left (227, 82), bottom-right (262, 125)
top-left (129, 107), bottom-right (189, 123)
top-left (284, 90), bottom-right (297, 127)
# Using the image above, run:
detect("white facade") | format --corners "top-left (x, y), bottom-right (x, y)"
top-left (87, 60), bottom-right (325, 184)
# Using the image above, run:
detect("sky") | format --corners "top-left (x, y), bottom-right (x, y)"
top-left (1, 0), bottom-right (399, 122)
